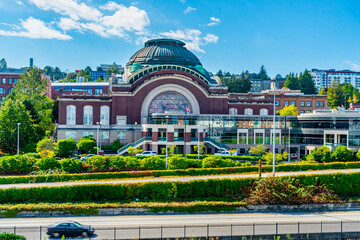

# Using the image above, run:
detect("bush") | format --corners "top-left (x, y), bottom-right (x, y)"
top-left (140, 156), bottom-right (166, 170)
top-left (38, 150), bottom-right (55, 159)
top-left (35, 157), bottom-right (60, 171)
top-left (0, 156), bottom-right (34, 174)
top-left (36, 138), bottom-right (58, 153)
top-left (57, 139), bottom-right (76, 157)
top-left (77, 137), bottom-right (96, 154)
top-left (309, 146), bottom-right (331, 163)
top-left (60, 158), bottom-right (85, 173)
top-left (109, 156), bottom-right (126, 171)
top-left (124, 156), bottom-right (141, 170)
top-left (202, 156), bottom-right (235, 168)
top-left (262, 151), bottom-right (287, 165)
top-left (0, 233), bottom-right (26, 240)
top-left (330, 146), bottom-right (354, 162)
top-left (85, 156), bottom-right (110, 172)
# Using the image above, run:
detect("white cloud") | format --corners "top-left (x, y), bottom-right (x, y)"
top-left (160, 29), bottom-right (218, 53)
top-left (207, 17), bottom-right (221, 26)
top-left (99, 1), bottom-right (121, 11)
top-left (58, 18), bottom-right (82, 31)
top-left (179, 0), bottom-right (186, 3)
top-left (0, 17), bottom-right (72, 40)
top-left (29, 0), bottom-right (101, 21)
top-left (16, 0), bottom-right (24, 5)
top-left (184, 6), bottom-right (197, 14)
top-left (345, 61), bottom-right (360, 71)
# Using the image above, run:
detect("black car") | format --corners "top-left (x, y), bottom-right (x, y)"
top-left (46, 220), bottom-right (95, 238)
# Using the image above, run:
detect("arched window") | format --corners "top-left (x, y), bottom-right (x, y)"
top-left (229, 108), bottom-right (238, 115)
top-left (260, 108), bottom-right (268, 116)
top-left (8, 88), bottom-right (14, 94)
top-left (83, 105), bottom-right (93, 125)
top-left (100, 106), bottom-right (110, 125)
top-left (66, 105), bottom-right (76, 125)
top-left (244, 108), bottom-right (253, 115)
top-left (0, 88), bottom-right (5, 94)
top-left (149, 92), bottom-right (192, 114)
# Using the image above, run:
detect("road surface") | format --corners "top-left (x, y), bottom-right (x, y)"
top-left (1, 211), bottom-right (360, 239)
top-left (0, 168), bottom-right (359, 189)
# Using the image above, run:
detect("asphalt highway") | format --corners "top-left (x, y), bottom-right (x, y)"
top-left (1, 211), bottom-right (360, 239)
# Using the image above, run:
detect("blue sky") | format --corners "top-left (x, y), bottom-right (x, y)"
top-left (0, 0), bottom-right (360, 77)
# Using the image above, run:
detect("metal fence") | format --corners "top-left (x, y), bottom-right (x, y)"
top-left (2, 220), bottom-right (360, 240)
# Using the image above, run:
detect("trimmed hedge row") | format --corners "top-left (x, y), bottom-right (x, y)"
top-left (1, 171), bottom-right (360, 203)
top-left (0, 201), bottom-right (248, 217)
top-left (1, 161), bottom-right (359, 184)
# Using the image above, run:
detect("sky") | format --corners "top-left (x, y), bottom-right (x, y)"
top-left (0, 0), bottom-right (360, 77)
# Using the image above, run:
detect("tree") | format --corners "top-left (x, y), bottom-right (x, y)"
top-left (96, 66), bottom-right (103, 71)
top-left (339, 83), bottom-right (360, 109)
top-left (57, 139), bottom-right (77, 157)
top-left (36, 138), bottom-right (58, 153)
top-left (319, 87), bottom-right (326, 95)
top-left (0, 99), bottom-right (36, 153)
top-left (299, 69), bottom-right (317, 94)
top-left (194, 143), bottom-right (206, 154)
top-left (161, 144), bottom-right (177, 154)
top-left (284, 73), bottom-right (300, 90)
top-left (107, 63), bottom-right (120, 76)
top-left (0, 58), bottom-right (7, 69)
top-left (258, 65), bottom-right (270, 80)
top-left (216, 70), bottom-right (223, 77)
top-left (77, 136), bottom-right (96, 154)
top-left (65, 72), bottom-right (77, 81)
top-left (327, 79), bottom-right (345, 108)
top-left (262, 151), bottom-right (287, 165)
top-left (249, 144), bottom-right (267, 156)
top-left (279, 105), bottom-right (299, 116)
top-left (330, 146), bottom-right (354, 162)
top-left (221, 72), bottom-right (251, 93)
top-left (308, 146), bottom-right (330, 163)
top-left (127, 146), bottom-right (143, 156)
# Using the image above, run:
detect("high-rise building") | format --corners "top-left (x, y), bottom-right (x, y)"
top-left (311, 69), bottom-right (360, 90)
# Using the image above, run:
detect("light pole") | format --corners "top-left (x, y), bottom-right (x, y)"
top-left (166, 116), bottom-right (169, 169)
top-left (272, 93), bottom-right (276, 177)
top-left (17, 123), bottom-right (21, 155)
top-left (96, 122), bottom-right (102, 154)
top-left (197, 125), bottom-right (200, 160)
top-left (288, 126), bottom-right (292, 163)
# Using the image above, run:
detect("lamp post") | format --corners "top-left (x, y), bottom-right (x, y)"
top-left (133, 122), bottom-right (138, 143)
top-left (17, 123), bottom-right (21, 155)
top-left (166, 116), bottom-right (169, 169)
top-left (273, 93), bottom-right (276, 177)
top-left (96, 122), bottom-right (102, 154)
top-left (197, 125), bottom-right (200, 160)
top-left (288, 126), bottom-right (292, 163)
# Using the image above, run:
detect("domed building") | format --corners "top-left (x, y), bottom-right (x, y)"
top-left (57, 39), bottom-right (273, 154)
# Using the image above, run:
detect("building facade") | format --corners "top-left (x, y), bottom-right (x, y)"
top-left (311, 69), bottom-right (360, 90)
top-left (51, 82), bottom-right (109, 100)
top-left (0, 69), bottom-right (22, 101)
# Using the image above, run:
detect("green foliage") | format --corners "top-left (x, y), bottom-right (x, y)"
top-left (35, 157), bottom-right (60, 171)
top-left (60, 158), bottom-right (85, 173)
top-left (140, 156), bottom-right (166, 170)
top-left (0, 232), bottom-right (26, 240)
top-left (299, 69), bottom-right (317, 94)
top-left (194, 143), bottom-right (206, 154)
top-left (202, 156), bottom-right (235, 168)
top-left (279, 105), bottom-right (299, 116)
top-left (327, 79), bottom-right (345, 108)
top-left (221, 72), bottom-right (252, 93)
top-left (77, 137), bottom-right (96, 154)
top-left (284, 73), bottom-right (299, 90)
top-left (107, 63), bottom-right (121, 76)
top-left (319, 87), bottom-right (326, 95)
top-left (262, 151), bottom-right (287, 165)
top-left (85, 155), bottom-right (110, 172)
top-left (249, 144), bottom-right (267, 156)
top-left (36, 138), bottom-right (58, 153)
top-left (161, 145), bottom-right (177, 154)
top-left (57, 139), bottom-right (76, 157)
top-left (127, 146), bottom-right (143, 156)
top-left (356, 149), bottom-right (360, 160)
top-left (0, 58), bottom-right (7, 69)
top-left (308, 146), bottom-right (330, 163)
top-left (168, 155), bottom-right (202, 169)
top-left (330, 145), bottom-right (354, 162)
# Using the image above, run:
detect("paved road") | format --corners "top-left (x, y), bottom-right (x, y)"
top-left (0, 168), bottom-right (359, 189)
top-left (1, 211), bottom-right (360, 239)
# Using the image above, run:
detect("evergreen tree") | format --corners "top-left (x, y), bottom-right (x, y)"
top-left (0, 58), bottom-right (7, 69)
top-left (284, 73), bottom-right (300, 90)
top-left (299, 69), bottom-right (317, 94)
top-left (258, 65), bottom-right (270, 80)
top-left (327, 79), bottom-right (345, 108)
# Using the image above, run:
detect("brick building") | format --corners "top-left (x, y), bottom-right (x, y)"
top-left (0, 69), bottom-right (22, 101)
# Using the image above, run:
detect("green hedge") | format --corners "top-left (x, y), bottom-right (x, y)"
top-left (1, 171), bottom-right (360, 204)
top-left (1, 161), bottom-right (360, 184)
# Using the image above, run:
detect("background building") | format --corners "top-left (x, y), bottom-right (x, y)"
top-left (51, 82), bottom-right (109, 100)
top-left (0, 69), bottom-right (22, 102)
top-left (311, 69), bottom-right (360, 90)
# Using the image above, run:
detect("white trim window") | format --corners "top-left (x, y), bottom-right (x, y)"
top-left (100, 106), bottom-right (110, 125)
top-left (100, 131), bottom-right (110, 139)
top-left (65, 131), bottom-right (77, 139)
top-left (83, 105), bottom-right (93, 125)
top-left (116, 116), bottom-right (127, 125)
top-left (229, 108), bottom-right (238, 115)
top-left (82, 131), bottom-right (94, 137)
top-left (118, 131), bottom-right (126, 139)
top-left (244, 108), bottom-right (253, 115)
top-left (66, 105), bottom-right (76, 125)
top-left (260, 108), bottom-right (268, 116)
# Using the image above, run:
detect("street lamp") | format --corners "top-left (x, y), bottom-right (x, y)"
top-left (272, 93), bottom-right (276, 177)
top-left (166, 116), bottom-right (169, 169)
top-left (197, 125), bottom-right (200, 160)
top-left (288, 126), bottom-right (292, 163)
top-left (96, 121), bottom-right (102, 155)
top-left (17, 123), bottom-right (21, 155)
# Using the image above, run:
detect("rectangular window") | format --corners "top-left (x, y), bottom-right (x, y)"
top-left (291, 101), bottom-right (296, 106)
top-left (321, 101), bottom-right (324, 107)
top-left (84, 87), bottom-right (92, 94)
top-left (275, 101), bottom-right (280, 106)
top-left (316, 101), bottom-right (319, 107)
top-left (8, 78), bottom-right (12, 84)
top-left (118, 131), bottom-right (126, 139)
top-left (300, 110), bottom-right (305, 113)
top-left (64, 86), bottom-right (72, 91)
top-left (116, 116), bottom-right (127, 125)
top-left (300, 101), bottom-right (305, 107)
top-left (82, 131), bottom-right (94, 137)
top-left (95, 87), bottom-right (103, 95)
top-left (13, 78), bottom-right (17, 84)
top-left (285, 101), bottom-right (289, 106)
top-left (100, 131), bottom-right (109, 139)
top-left (307, 101), bottom-right (311, 107)
top-left (2, 78), bottom-right (5, 84)
top-left (65, 131), bottom-right (77, 139)
top-left (54, 86), bottom-right (62, 91)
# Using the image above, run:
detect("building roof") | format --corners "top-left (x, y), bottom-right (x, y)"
top-left (52, 82), bottom-right (109, 87)
top-left (126, 39), bottom-right (202, 67)
top-left (0, 69), bottom-right (24, 75)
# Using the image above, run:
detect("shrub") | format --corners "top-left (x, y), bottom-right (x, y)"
top-left (262, 152), bottom-right (287, 165)
top-left (357, 149), bottom-right (360, 160)
top-left (109, 156), bottom-right (126, 171)
top-left (35, 157), bottom-right (60, 171)
top-left (249, 144), bottom-right (267, 156)
top-left (309, 146), bottom-right (331, 163)
top-left (85, 156), bottom-right (110, 172)
top-left (38, 150), bottom-right (55, 159)
top-left (77, 137), bottom-right (96, 154)
top-left (60, 158), bottom-right (85, 173)
top-left (57, 139), bottom-right (76, 157)
top-left (124, 156), bottom-right (141, 170)
top-left (330, 146), bottom-right (354, 162)
top-left (202, 156), bottom-right (235, 168)
top-left (0, 156), bottom-right (34, 174)
top-left (140, 156), bottom-right (166, 170)
top-left (168, 155), bottom-right (189, 169)
top-left (0, 233), bottom-right (26, 240)
top-left (36, 138), bottom-right (58, 153)
top-left (22, 152), bottom-right (40, 159)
